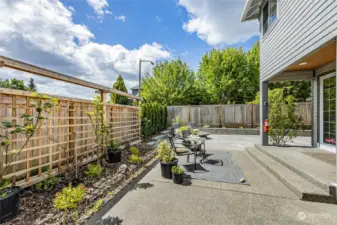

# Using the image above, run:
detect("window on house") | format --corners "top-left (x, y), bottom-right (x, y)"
top-left (262, 0), bottom-right (278, 35)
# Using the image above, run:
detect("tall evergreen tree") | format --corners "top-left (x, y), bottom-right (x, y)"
top-left (110, 75), bottom-right (128, 105)
top-left (28, 78), bottom-right (37, 92)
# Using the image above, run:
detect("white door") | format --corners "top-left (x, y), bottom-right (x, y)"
top-left (320, 73), bottom-right (336, 151)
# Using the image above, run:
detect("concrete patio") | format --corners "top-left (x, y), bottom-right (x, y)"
top-left (87, 135), bottom-right (337, 225)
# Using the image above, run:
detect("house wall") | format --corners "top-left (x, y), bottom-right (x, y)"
top-left (260, 0), bottom-right (337, 81)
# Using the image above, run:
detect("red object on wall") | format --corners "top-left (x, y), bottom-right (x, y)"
top-left (263, 119), bottom-right (269, 133)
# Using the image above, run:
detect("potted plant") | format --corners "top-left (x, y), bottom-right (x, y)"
top-left (106, 140), bottom-right (121, 163)
top-left (171, 166), bottom-right (184, 184)
top-left (0, 93), bottom-right (57, 223)
top-left (172, 116), bottom-right (180, 128)
top-left (177, 126), bottom-right (189, 137)
top-left (156, 140), bottom-right (177, 179)
top-left (192, 129), bottom-right (199, 136)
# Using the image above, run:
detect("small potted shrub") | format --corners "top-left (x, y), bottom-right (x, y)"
top-left (172, 116), bottom-right (180, 128)
top-left (177, 126), bottom-right (189, 137)
top-left (156, 140), bottom-right (177, 179)
top-left (171, 166), bottom-right (184, 184)
top-left (192, 129), bottom-right (199, 136)
top-left (106, 140), bottom-right (121, 163)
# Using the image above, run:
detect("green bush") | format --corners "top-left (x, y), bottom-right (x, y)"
top-left (54, 184), bottom-right (87, 210)
top-left (129, 147), bottom-right (139, 155)
top-left (36, 175), bottom-right (59, 191)
top-left (171, 166), bottom-right (184, 174)
top-left (269, 88), bottom-right (303, 145)
top-left (141, 102), bottom-right (167, 140)
top-left (156, 140), bottom-right (175, 163)
top-left (128, 154), bottom-right (143, 164)
top-left (85, 164), bottom-right (103, 178)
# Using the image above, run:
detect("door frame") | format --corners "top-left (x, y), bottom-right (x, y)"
top-left (319, 72), bottom-right (336, 152)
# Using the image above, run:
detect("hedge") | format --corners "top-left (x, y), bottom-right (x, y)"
top-left (141, 102), bottom-right (167, 140)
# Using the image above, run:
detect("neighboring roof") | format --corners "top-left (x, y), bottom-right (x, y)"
top-left (241, 0), bottom-right (263, 22)
top-left (131, 85), bottom-right (139, 90)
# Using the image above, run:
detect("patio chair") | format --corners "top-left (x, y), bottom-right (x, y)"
top-left (168, 134), bottom-right (196, 165)
top-left (189, 122), bottom-right (210, 138)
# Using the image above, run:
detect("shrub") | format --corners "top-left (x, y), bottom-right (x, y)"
top-left (192, 129), bottom-right (199, 135)
top-left (129, 147), bottom-right (139, 155)
top-left (54, 184), bottom-right (87, 210)
top-left (171, 166), bottom-right (184, 174)
top-left (128, 154), bottom-right (143, 164)
top-left (203, 124), bottom-right (210, 128)
top-left (156, 140), bottom-right (175, 163)
top-left (177, 126), bottom-right (189, 136)
top-left (141, 103), bottom-right (167, 140)
top-left (85, 163), bottom-right (103, 178)
top-left (36, 175), bottom-right (59, 191)
top-left (269, 88), bottom-right (303, 145)
top-left (172, 116), bottom-right (180, 124)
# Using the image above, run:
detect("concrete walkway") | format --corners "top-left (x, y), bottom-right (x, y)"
top-left (91, 135), bottom-right (337, 225)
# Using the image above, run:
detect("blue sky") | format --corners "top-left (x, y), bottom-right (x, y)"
top-left (0, 0), bottom-right (259, 98)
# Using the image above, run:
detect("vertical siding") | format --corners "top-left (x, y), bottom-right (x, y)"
top-left (260, 0), bottom-right (337, 81)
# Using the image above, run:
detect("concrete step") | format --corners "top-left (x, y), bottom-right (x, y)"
top-left (160, 129), bottom-right (171, 136)
top-left (246, 147), bottom-right (336, 204)
top-left (255, 145), bottom-right (330, 192)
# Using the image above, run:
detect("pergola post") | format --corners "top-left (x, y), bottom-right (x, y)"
top-left (311, 71), bottom-right (318, 147)
top-left (260, 81), bottom-right (269, 146)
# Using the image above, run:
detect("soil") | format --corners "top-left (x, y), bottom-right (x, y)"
top-left (8, 143), bottom-right (157, 225)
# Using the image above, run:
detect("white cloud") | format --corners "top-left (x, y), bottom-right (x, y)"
top-left (87, 0), bottom-right (111, 19)
top-left (178, 0), bottom-right (259, 45)
top-left (115, 15), bottom-right (126, 23)
top-left (0, 0), bottom-right (171, 99)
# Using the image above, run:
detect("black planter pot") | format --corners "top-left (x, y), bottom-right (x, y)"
top-left (172, 173), bottom-right (184, 184)
top-left (107, 148), bottom-right (121, 163)
top-left (0, 187), bottom-right (21, 223)
top-left (160, 160), bottom-right (178, 179)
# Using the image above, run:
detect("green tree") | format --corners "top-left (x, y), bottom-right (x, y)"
top-left (142, 59), bottom-right (201, 105)
top-left (110, 75), bottom-right (128, 105)
top-left (28, 78), bottom-right (37, 92)
top-left (269, 88), bottom-right (303, 145)
top-left (196, 44), bottom-right (259, 104)
top-left (0, 78), bottom-right (27, 90)
top-left (269, 81), bottom-right (311, 102)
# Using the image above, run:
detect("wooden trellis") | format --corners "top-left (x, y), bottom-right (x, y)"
top-left (0, 88), bottom-right (140, 187)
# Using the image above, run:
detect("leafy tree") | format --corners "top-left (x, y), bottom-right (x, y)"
top-left (0, 78), bottom-right (27, 90)
top-left (269, 81), bottom-right (311, 102)
top-left (28, 78), bottom-right (37, 92)
top-left (110, 75), bottom-right (128, 105)
top-left (141, 59), bottom-right (201, 105)
top-left (269, 88), bottom-right (303, 145)
top-left (196, 44), bottom-right (259, 104)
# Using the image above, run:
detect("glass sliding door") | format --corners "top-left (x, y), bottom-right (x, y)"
top-left (320, 74), bottom-right (336, 146)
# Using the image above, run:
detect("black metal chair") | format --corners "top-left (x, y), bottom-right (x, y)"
top-left (168, 134), bottom-right (196, 168)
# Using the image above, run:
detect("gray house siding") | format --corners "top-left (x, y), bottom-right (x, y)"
top-left (260, 0), bottom-right (337, 81)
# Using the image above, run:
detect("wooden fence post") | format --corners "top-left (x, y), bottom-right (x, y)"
top-left (250, 104), bottom-right (254, 128)
top-left (100, 91), bottom-right (106, 155)
top-left (188, 105), bottom-right (190, 123)
top-left (219, 104), bottom-right (222, 128)
top-left (68, 102), bottom-right (75, 167)
top-left (11, 95), bottom-right (17, 185)
top-left (26, 97), bottom-right (31, 181)
top-left (137, 100), bottom-right (141, 142)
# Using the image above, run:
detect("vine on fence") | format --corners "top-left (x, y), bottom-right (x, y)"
top-left (141, 102), bottom-right (167, 140)
top-left (0, 93), bottom-right (58, 181)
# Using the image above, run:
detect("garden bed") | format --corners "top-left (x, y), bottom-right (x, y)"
top-left (199, 128), bottom-right (311, 137)
top-left (8, 143), bottom-right (158, 225)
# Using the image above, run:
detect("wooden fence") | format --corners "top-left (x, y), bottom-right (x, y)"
top-left (167, 103), bottom-right (312, 127)
top-left (0, 88), bottom-right (140, 187)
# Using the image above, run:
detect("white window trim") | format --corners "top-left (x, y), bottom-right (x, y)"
top-left (319, 72), bottom-right (336, 153)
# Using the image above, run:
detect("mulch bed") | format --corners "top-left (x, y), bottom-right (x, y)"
top-left (8, 143), bottom-right (157, 225)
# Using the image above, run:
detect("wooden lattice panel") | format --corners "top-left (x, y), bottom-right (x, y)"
top-left (0, 88), bottom-right (140, 187)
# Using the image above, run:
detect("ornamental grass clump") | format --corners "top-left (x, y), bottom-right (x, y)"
top-left (171, 166), bottom-right (184, 175)
top-left (128, 147), bottom-right (142, 164)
